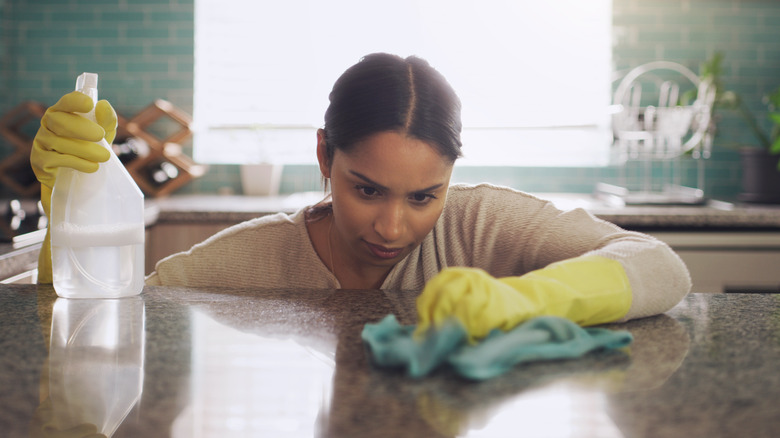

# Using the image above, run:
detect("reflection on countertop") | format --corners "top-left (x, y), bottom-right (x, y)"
top-left (39, 297), bottom-right (145, 436)
top-left (1, 285), bottom-right (778, 437)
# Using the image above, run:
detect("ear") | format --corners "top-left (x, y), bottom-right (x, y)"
top-left (316, 129), bottom-right (331, 178)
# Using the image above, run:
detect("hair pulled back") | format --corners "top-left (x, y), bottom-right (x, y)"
top-left (321, 53), bottom-right (462, 165)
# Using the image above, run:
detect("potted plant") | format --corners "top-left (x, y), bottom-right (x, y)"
top-left (732, 87), bottom-right (780, 203)
top-left (689, 53), bottom-right (780, 203)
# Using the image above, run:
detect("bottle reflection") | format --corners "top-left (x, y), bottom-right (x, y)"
top-left (44, 297), bottom-right (145, 437)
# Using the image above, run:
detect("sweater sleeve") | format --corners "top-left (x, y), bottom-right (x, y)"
top-left (435, 184), bottom-right (691, 321)
top-left (144, 210), bottom-right (337, 289)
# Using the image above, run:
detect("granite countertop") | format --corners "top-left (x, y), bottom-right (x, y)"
top-left (1, 285), bottom-right (778, 437)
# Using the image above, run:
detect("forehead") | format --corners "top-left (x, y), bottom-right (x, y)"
top-left (334, 131), bottom-right (453, 189)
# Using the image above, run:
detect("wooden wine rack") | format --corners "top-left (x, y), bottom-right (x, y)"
top-left (0, 99), bottom-right (207, 198)
top-left (118, 99), bottom-right (207, 197)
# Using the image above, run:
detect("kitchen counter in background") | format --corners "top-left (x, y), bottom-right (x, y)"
top-left (144, 193), bottom-right (780, 293)
top-left (4, 192), bottom-right (780, 291)
top-left (148, 192), bottom-right (780, 229)
top-left (0, 205), bottom-right (159, 283)
top-left (149, 191), bottom-right (326, 224)
top-left (1, 284), bottom-right (778, 437)
top-left (0, 230), bottom-right (45, 283)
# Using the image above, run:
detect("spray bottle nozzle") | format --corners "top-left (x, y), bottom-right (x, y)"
top-left (76, 72), bottom-right (99, 92)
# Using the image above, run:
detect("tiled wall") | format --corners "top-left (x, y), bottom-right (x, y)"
top-left (0, 0), bottom-right (197, 197)
top-left (609, 0), bottom-right (780, 199)
top-left (2, 0), bottom-right (779, 199)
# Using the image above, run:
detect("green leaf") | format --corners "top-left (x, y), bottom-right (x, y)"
top-left (772, 136), bottom-right (780, 155)
top-left (767, 88), bottom-right (780, 108)
top-left (769, 112), bottom-right (780, 125)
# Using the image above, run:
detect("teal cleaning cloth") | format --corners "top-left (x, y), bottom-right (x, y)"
top-left (361, 315), bottom-right (633, 380)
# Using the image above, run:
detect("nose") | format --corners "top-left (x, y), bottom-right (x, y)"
top-left (374, 200), bottom-right (405, 243)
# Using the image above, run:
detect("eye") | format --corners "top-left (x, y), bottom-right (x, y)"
top-left (356, 185), bottom-right (379, 198)
top-left (410, 192), bottom-right (437, 204)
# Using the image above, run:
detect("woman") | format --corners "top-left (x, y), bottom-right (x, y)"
top-left (31, 53), bottom-right (691, 335)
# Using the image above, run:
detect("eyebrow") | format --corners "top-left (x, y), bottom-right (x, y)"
top-left (349, 170), bottom-right (445, 193)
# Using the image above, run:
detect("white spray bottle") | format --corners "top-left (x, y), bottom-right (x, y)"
top-left (50, 72), bottom-right (145, 298)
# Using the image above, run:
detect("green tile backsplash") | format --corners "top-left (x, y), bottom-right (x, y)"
top-left (2, 0), bottom-right (779, 199)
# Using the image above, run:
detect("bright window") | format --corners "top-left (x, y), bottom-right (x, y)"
top-left (194, 0), bottom-right (612, 166)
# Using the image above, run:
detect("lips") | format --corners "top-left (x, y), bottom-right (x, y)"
top-left (365, 241), bottom-right (404, 260)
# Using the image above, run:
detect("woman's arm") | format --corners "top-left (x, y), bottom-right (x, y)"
top-left (417, 185), bottom-right (691, 338)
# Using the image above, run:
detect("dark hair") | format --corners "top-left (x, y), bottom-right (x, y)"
top-left (321, 53), bottom-right (463, 166)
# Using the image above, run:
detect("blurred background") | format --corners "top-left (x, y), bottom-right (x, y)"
top-left (1, 0), bottom-right (779, 199)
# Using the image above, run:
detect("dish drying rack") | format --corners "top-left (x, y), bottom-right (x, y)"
top-left (598, 61), bottom-right (716, 205)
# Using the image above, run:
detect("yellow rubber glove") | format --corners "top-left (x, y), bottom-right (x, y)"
top-left (30, 91), bottom-right (117, 284)
top-left (415, 255), bottom-right (633, 341)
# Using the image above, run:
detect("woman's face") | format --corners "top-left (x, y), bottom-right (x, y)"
top-left (318, 130), bottom-right (454, 280)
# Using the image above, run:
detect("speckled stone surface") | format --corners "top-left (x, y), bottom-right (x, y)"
top-left (588, 202), bottom-right (780, 229)
top-left (1, 285), bottom-right (778, 437)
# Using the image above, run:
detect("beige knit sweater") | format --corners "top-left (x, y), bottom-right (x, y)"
top-left (146, 184), bottom-right (691, 320)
